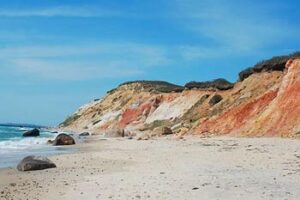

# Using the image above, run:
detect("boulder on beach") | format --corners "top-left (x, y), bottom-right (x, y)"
top-left (47, 139), bottom-right (54, 144)
top-left (154, 126), bottom-right (173, 136)
top-left (104, 129), bottom-right (125, 137)
top-left (23, 128), bottom-right (40, 137)
top-left (17, 156), bottom-right (56, 171)
top-left (53, 133), bottom-right (75, 146)
top-left (161, 127), bottom-right (173, 135)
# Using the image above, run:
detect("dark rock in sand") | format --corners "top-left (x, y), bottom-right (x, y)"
top-left (23, 128), bottom-right (40, 137)
top-left (17, 156), bottom-right (56, 171)
top-left (47, 140), bottom-right (54, 144)
top-left (104, 129), bottom-right (125, 137)
top-left (53, 133), bottom-right (75, 146)
top-left (79, 132), bottom-right (90, 137)
top-left (154, 126), bottom-right (173, 135)
top-left (162, 127), bottom-right (173, 135)
top-left (209, 95), bottom-right (223, 106)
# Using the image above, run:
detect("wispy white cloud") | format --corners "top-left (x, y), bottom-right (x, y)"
top-left (0, 6), bottom-right (121, 17)
top-left (169, 0), bottom-right (299, 54)
top-left (0, 43), bottom-right (170, 80)
top-left (177, 46), bottom-right (232, 61)
top-left (0, 43), bottom-right (169, 61)
top-left (0, 41), bottom-right (253, 81)
top-left (11, 58), bottom-right (143, 80)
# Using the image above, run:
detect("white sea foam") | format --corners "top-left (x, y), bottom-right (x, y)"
top-left (0, 126), bottom-right (78, 168)
top-left (18, 127), bottom-right (32, 131)
top-left (0, 129), bottom-right (58, 154)
top-left (0, 137), bottom-right (52, 153)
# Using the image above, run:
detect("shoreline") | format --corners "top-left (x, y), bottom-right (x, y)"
top-left (1, 136), bottom-right (300, 199)
top-left (0, 128), bottom-right (82, 169)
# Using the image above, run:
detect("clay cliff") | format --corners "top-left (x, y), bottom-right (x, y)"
top-left (60, 52), bottom-right (300, 138)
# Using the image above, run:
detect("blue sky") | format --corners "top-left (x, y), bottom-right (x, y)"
top-left (0, 0), bottom-right (299, 126)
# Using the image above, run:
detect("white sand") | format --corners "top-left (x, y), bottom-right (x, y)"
top-left (0, 136), bottom-right (300, 200)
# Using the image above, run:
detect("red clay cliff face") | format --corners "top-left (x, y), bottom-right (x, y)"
top-left (196, 90), bottom-right (279, 136)
top-left (256, 59), bottom-right (300, 136)
top-left (119, 96), bottom-right (162, 128)
top-left (195, 59), bottom-right (300, 137)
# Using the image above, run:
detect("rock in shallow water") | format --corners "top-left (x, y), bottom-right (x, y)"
top-left (23, 128), bottom-right (40, 137)
top-left (17, 156), bottom-right (56, 171)
top-left (53, 133), bottom-right (75, 146)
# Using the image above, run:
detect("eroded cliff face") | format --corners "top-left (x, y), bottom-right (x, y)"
top-left (60, 56), bottom-right (300, 138)
top-left (196, 59), bottom-right (300, 137)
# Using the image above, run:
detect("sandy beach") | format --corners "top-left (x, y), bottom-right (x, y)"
top-left (0, 136), bottom-right (300, 200)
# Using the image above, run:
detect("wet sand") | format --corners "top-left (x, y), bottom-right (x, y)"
top-left (0, 136), bottom-right (300, 200)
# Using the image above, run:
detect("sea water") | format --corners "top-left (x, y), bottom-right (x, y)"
top-left (0, 125), bottom-right (76, 168)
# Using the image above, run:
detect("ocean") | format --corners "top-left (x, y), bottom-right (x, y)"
top-left (0, 125), bottom-right (76, 168)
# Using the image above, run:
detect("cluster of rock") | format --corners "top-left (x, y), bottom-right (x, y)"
top-left (22, 128), bottom-right (76, 146)
top-left (17, 129), bottom-right (78, 172)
